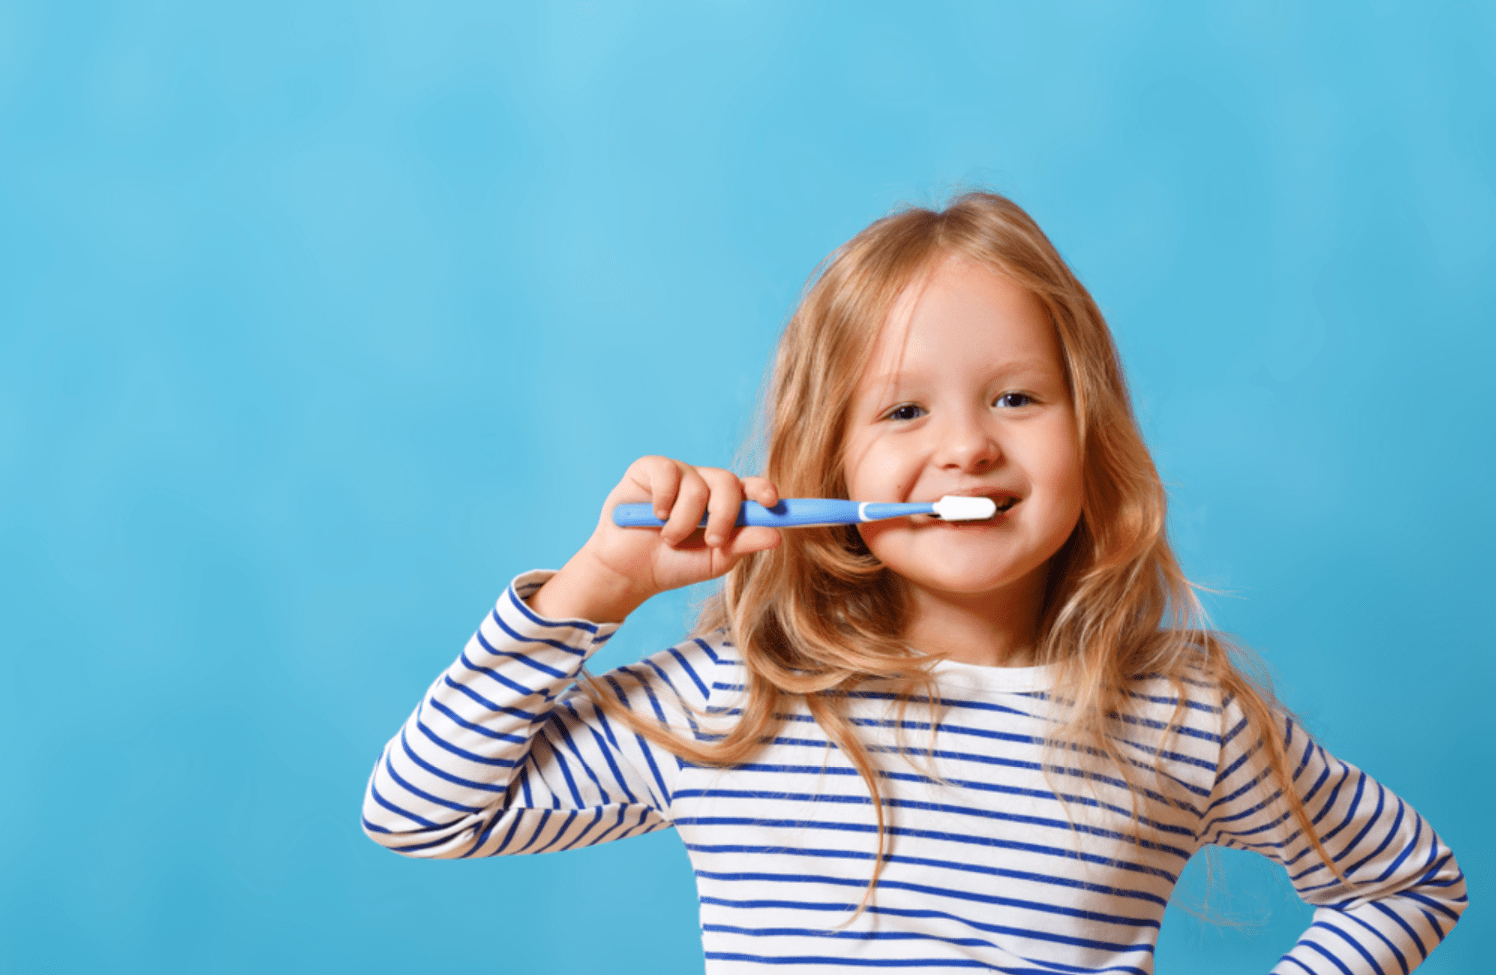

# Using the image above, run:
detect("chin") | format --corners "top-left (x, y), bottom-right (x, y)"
top-left (871, 537), bottom-right (1053, 599)
top-left (935, 575), bottom-right (1029, 598)
top-left (904, 563), bottom-right (1035, 598)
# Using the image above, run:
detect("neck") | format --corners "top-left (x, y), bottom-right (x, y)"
top-left (902, 570), bottom-right (1048, 668)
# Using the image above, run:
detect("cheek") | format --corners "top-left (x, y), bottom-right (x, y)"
top-left (842, 437), bottom-right (917, 501)
top-left (1053, 445), bottom-right (1084, 503)
top-left (1032, 425), bottom-right (1085, 533)
top-left (840, 436), bottom-right (869, 499)
top-left (1053, 457), bottom-right (1086, 535)
top-left (855, 520), bottom-right (892, 555)
top-left (1049, 418), bottom-right (1085, 497)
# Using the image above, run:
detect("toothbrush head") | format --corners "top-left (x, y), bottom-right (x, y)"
top-left (931, 495), bottom-right (999, 521)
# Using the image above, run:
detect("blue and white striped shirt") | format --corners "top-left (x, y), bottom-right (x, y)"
top-left (363, 571), bottom-right (1466, 973)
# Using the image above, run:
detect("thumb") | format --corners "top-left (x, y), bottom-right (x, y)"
top-left (726, 527), bottom-right (781, 557)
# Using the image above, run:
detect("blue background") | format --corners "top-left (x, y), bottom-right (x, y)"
top-left (2, 2), bottom-right (1490, 972)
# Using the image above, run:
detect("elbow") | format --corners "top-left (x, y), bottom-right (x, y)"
top-left (360, 809), bottom-right (482, 859)
top-left (1429, 861), bottom-right (1470, 928)
top-left (360, 785), bottom-right (479, 859)
top-left (361, 813), bottom-right (411, 852)
top-left (1421, 849), bottom-right (1469, 921)
top-left (361, 816), bottom-right (459, 858)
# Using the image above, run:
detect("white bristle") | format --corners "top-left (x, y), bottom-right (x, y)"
top-left (931, 495), bottom-right (998, 521)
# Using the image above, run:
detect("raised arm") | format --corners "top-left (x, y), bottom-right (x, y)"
top-left (362, 571), bottom-right (723, 857)
top-left (362, 457), bottom-right (781, 859)
top-left (1201, 700), bottom-right (1466, 973)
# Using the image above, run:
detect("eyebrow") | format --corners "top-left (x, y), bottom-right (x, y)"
top-left (860, 357), bottom-right (1059, 390)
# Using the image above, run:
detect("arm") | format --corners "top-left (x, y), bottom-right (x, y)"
top-left (1201, 700), bottom-right (1466, 974)
top-left (362, 456), bottom-right (781, 858)
top-left (361, 571), bottom-right (722, 857)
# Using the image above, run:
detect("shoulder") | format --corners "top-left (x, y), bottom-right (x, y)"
top-left (1122, 661), bottom-right (1228, 726)
top-left (1123, 649), bottom-right (1316, 776)
top-left (1111, 662), bottom-right (1247, 776)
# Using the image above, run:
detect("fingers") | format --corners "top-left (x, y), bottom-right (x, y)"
top-left (740, 475), bottom-right (780, 509)
top-left (662, 465), bottom-right (743, 548)
top-left (698, 468), bottom-right (744, 548)
top-left (594, 458), bottom-right (778, 606)
top-left (622, 457), bottom-right (782, 552)
top-left (659, 464), bottom-right (708, 546)
top-left (625, 456), bottom-right (711, 545)
top-left (630, 456), bottom-right (683, 522)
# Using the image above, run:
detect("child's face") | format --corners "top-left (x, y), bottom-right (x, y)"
top-left (842, 255), bottom-right (1084, 615)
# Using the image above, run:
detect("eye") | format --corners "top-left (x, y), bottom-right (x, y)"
top-left (883, 403), bottom-right (926, 422)
top-left (994, 392), bottom-right (1033, 409)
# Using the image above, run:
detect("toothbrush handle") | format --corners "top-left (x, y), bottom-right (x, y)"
top-left (613, 499), bottom-right (863, 529)
top-left (611, 499), bottom-right (937, 529)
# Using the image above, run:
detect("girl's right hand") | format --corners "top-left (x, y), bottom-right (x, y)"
top-left (526, 456), bottom-right (783, 624)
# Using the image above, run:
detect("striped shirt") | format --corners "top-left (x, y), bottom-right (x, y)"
top-left (363, 571), bottom-right (1466, 973)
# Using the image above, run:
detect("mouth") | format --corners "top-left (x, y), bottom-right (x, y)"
top-left (926, 492), bottom-right (1020, 523)
top-left (965, 490), bottom-right (1020, 515)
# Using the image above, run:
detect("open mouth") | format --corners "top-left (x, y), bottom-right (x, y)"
top-left (928, 493), bottom-right (1020, 522)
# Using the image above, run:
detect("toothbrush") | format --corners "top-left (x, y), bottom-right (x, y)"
top-left (612, 495), bottom-right (999, 530)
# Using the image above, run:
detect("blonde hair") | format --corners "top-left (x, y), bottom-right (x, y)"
top-left (581, 190), bottom-right (1345, 907)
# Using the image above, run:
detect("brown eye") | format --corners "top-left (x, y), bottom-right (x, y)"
top-left (994, 393), bottom-right (1033, 409)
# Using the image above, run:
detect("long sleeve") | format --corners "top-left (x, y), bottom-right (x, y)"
top-left (361, 570), bottom-right (723, 859)
top-left (1200, 699), bottom-right (1466, 974)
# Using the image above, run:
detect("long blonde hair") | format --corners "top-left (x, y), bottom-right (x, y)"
top-left (581, 190), bottom-right (1344, 904)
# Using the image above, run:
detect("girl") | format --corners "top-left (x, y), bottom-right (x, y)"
top-left (362, 193), bottom-right (1465, 972)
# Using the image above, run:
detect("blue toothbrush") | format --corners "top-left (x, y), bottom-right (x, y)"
top-left (612, 495), bottom-right (999, 529)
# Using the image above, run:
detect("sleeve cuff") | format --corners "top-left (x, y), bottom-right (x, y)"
top-left (491, 569), bottom-right (624, 658)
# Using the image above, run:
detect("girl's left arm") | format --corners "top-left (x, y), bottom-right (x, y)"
top-left (1201, 701), bottom-right (1467, 974)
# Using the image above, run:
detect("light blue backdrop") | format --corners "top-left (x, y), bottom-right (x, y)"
top-left (2, 2), bottom-right (1490, 972)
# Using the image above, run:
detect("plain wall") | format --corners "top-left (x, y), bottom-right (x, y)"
top-left (1, 2), bottom-right (1490, 972)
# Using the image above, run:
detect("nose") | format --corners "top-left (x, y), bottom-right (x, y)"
top-left (933, 409), bottom-right (1001, 472)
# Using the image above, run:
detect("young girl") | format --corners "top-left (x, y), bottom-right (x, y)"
top-left (362, 193), bottom-right (1465, 972)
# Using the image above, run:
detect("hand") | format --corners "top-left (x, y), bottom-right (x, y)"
top-left (527, 456), bottom-right (782, 623)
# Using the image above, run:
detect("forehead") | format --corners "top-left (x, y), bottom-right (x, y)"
top-left (859, 256), bottom-right (1062, 387)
